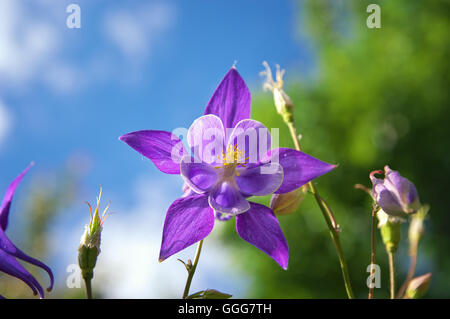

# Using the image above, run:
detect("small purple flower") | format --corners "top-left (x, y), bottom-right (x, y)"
top-left (0, 163), bottom-right (54, 298)
top-left (120, 68), bottom-right (335, 269)
top-left (370, 165), bottom-right (421, 217)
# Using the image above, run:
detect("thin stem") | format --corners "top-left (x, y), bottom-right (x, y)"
top-left (388, 251), bottom-right (395, 299)
top-left (84, 278), bottom-right (93, 299)
top-left (368, 204), bottom-right (377, 299)
top-left (286, 121), bottom-right (355, 299)
top-left (287, 121), bottom-right (302, 151)
top-left (182, 239), bottom-right (204, 299)
top-left (397, 248), bottom-right (417, 298)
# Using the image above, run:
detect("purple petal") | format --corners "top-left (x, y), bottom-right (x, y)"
top-left (180, 156), bottom-right (219, 193)
top-left (236, 202), bottom-right (289, 269)
top-left (373, 183), bottom-right (404, 217)
top-left (227, 119), bottom-right (271, 164)
top-left (215, 211), bottom-right (233, 221)
top-left (0, 248), bottom-right (45, 298)
top-left (181, 183), bottom-right (196, 198)
top-left (235, 162), bottom-right (283, 196)
top-left (208, 181), bottom-right (250, 215)
top-left (384, 166), bottom-right (420, 207)
top-left (265, 148), bottom-right (336, 194)
top-left (187, 114), bottom-right (225, 164)
top-left (119, 130), bottom-right (187, 174)
top-left (0, 163), bottom-right (33, 231)
top-left (204, 68), bottom-right (251, 130)
top-left (159, 195), bottom-right (214, 261)
top-left (0, 230), bottom-right (54, 292)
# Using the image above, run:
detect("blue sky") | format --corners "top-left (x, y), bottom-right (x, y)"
top-left (0, 0), bottom-right (313, 297)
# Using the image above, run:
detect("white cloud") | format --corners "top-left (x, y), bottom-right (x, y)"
top-left (103, 2), bottom-right (176, 63)
top-left (0, 0), bottom-right (60, 87)
top-left (0, 101), bottom-right (12, 149)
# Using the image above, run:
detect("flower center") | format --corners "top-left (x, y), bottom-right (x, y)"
top-left (215, 144), bottom-right (249, 176)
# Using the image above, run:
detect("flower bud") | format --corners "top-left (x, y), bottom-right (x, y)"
top-left (260, 61), bottom-right (294, 123)
top-left (405, 273), bottom-right (432, 299)
top-left (78, 187), bottom-right (109, 281)
top-left (370, 166), bottom-right (420, 217)
top-left (270, 186), bottom-right (307, 216)
top-left (377, 209), bottom-right (401, 253)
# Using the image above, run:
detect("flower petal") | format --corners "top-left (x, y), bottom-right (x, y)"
top-left (0, 248), bottom-right (45, 298)
top-left (227, 119), bottom-right (271, 164)
top-left (264, 148), bottom-right (336, 194)
top-left (208, 181), bottom-right (250, 215)
top-left (215, 211), bottom-right (233, 221)
top-left (187, 114), bottom-right (225, 164)
top-left (373, 183), bottom-right (404, 217)
top-left (180, 156), bottom-right (219, 193)
top-left (0, 163), bottom-right (33, 231)
top-left (384, 166), bottom-right (420, 208)
top-left (236, 202), bottom-right (289, 269)
top-left (119, 130), bottom-right (187, 174)
top-left (0, 230), bottom-right (54, 291)
top-left (235, 162), bottom-right (283, 196)
top-left (204, 68), bottom-right (251, 130)
top-left (159, 195), bottom-right (214, 261)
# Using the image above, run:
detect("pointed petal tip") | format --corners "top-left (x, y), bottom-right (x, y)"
top-left (118, 134), bottom-right (128, 142)
top-left (158, 257), bottom-right (165, 263)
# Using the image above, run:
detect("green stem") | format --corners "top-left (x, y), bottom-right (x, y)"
top-left (388, 251), bottom-right (395, 299)
top-left (182, 239), bottom-right (204, 299)
top-left (369, 204), bottom-right (377, 299)
top-left (286, 121), bottom-right (355, 299)
top-left (84, 278), bottom-right (93, 299)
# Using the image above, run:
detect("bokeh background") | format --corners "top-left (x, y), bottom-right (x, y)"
top-left (0, 0), bottom-right (448, 298)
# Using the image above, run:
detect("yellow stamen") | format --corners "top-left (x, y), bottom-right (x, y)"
top-left (214, 144), bottom-right (249, 171)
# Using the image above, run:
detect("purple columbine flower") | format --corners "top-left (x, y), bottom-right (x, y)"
top-left (120, 68), bottom-right (335, 269)
top-left (0, 163), bottom-right (54, 298)
top-left (370, 165), bottom-right (421, 217)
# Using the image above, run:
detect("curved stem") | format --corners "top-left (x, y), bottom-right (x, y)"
top-left (286, 121), bottom-right (355, 299)
top-left (388, 251), bottom-right (396, 299)
top-left (182, 239), bottom-right (204, 299)
top-left (84, 278), bottom-right (93, 299)
top-left (396, 246), bottom-right (417, 298)
top-left (368, 204), bottom-right (377, 299)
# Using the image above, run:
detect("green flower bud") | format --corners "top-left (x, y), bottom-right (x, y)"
top-left (261, 61), bottom-right (295, 123)
top-left (78, 187), bottom-right (109, 281)
top-left (270, 186), bottom-right (307, 216)
top-left (377, 209), bottom-right (401, 253)
top-left (405, 273), bottom-right (432, 299)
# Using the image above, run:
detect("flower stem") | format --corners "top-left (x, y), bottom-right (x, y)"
top-left (84, 278), bottom-right (93, 299)
top-left (396, 251), bottom-right (417, 298)
top-left (286, 121), bottom-right (355, 299)
top-left (182, 239), bottom-right (204, 299)
top-left (388, 251), bottom-right (396, 299)
top-left (368, 204), bottom-right (377, 299)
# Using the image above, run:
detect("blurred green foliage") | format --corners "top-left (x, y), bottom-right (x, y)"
top-left (222, 0), bottom-right (449, 298)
